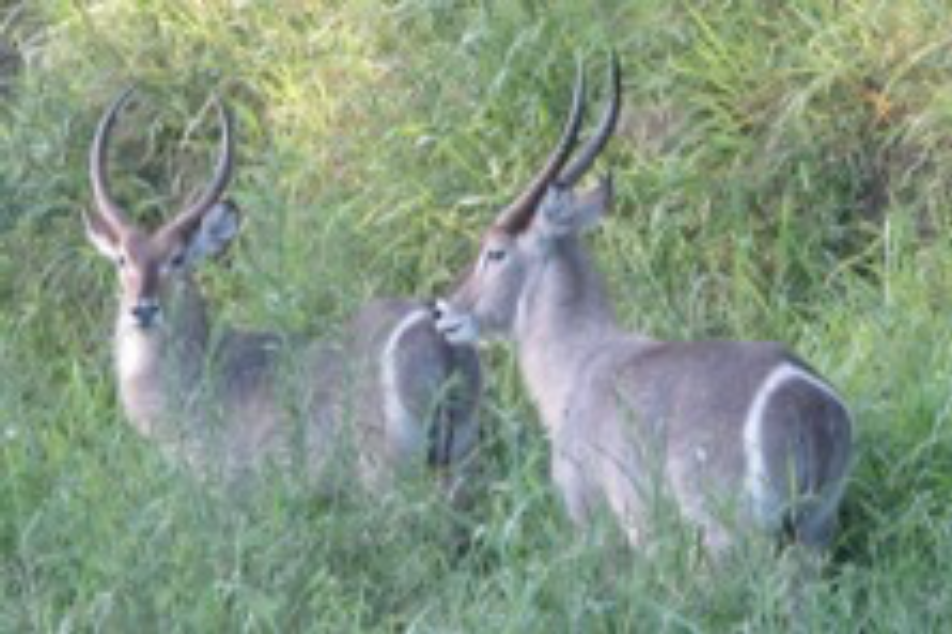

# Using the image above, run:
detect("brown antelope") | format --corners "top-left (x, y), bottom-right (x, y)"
top-left (435, 57), bottom-right (852, 552)
top-left (84, 89), bottom-right (481, 493)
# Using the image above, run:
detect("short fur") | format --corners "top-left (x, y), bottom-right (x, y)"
top-left (436, 62), bottom-right (851, 551)
top-left (85, 91), bottom-right (480, 492)
top-left (95, 213), bottom-right (481, 491)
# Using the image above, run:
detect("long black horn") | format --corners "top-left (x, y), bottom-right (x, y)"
top-left (494, 59), bottom-right (587, 234)
top-left (557, 52), bottom-right (622, 187)
top-left (89, 87), bottom-right (136, 229)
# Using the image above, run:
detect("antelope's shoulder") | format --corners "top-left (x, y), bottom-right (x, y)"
top-left (205, 330), bottom-right (290, 405)
top-left (214, 329), bottom-right (291, 372)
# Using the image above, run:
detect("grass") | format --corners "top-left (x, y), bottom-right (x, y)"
top-left (2, 0), bottom-right (952, 631)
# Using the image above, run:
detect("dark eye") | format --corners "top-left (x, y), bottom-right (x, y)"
top-left (169, 252), bottom-right (186, 268)
top-left (116, 255), bottom-right (127, 268)
top-left (486, 248), bottom-right (507, 263)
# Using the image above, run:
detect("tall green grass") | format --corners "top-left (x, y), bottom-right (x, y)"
top-left (2, 0), bottom-right (952, 630)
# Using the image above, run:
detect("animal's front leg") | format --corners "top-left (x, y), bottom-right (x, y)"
top-left (551, 446), bottom-right (597, 528)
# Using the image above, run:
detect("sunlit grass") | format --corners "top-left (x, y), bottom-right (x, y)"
top-left (2, 0), bottom-right (952, 630)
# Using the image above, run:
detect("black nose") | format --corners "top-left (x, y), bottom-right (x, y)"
top-left (428, 300), bottom-right (443, 321)
top-left (131, 302), bottom-right (160, 327)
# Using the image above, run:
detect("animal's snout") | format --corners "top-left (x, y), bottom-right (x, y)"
top-left (428, 299), bottom-right (444, 321)
top-left (432, 299), bottom-right (460, 328)
top-left (431, 299), bottom-right (478, 345)
top-left (130, 299), bottom-right (161, 328)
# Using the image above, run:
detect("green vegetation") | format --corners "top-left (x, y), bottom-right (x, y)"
top-left (2, 0), bottom-right (951, 630)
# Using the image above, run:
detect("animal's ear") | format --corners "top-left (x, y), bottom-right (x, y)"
top-left (181, 199), bottom-right (241, 265)
top-left (569, 174), bottom-right (613, 232)
top-left (535, 174), bottom-right (614, 239)
top-left (82, 209), bottom-right (122, 260)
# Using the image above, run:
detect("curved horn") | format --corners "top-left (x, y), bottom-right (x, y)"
top-left (169, 97), bottom-right (235, 233)
top-left (494, 59), bottom-right (587, 234)
top-left (557, 51), bottom-right (622, 187)
top-left (89, 87), bottom-right (136, 229)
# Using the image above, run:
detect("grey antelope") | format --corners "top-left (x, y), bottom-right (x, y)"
top-left (435, 57), bottom-right (852, 552)
top-left (84, 89), bottom-right (481, 493)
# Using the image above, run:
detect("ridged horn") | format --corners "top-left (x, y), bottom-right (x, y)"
top-left (494, 60), bottom-right (587, 234)
top-left (557, 51), bottom-right (622, 187)
top-left (89, 87), bottom-right (136, 230)
top-left (167, 97), bottom-right (235, 234)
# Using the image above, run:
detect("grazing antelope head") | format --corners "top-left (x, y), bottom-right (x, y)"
top-left (84, 89), bottom-right (238, 330)
top-left (437, 55), bottom-right (621, 346)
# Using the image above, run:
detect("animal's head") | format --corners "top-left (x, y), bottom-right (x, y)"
top-left (84, 89), bottom-right (238, 329)
top-left (436, 55), bottom-right (622, 344)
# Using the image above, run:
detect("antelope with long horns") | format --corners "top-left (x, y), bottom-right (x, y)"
top-left (85, 89), bottom-right (481, 493)
top-left (435, 57), bottom-right (852, 552)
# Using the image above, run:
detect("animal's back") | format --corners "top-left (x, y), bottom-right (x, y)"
top-left (196, 329), bottom-right (309, 478)
top-left (562, 338), bottom-right (850, 547)
top-left (199, 300), bottom-right (481, 489)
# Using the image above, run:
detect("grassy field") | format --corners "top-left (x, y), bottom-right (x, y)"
top-left (2, 0), bottom-right (952, 631)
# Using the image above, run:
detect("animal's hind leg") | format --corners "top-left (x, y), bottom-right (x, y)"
top-left (552, 451), bottom-right (596, 529)
top-left (791, 478), bottom-right (846, 552)
top-left (793, 506), bottom-right (838, 551)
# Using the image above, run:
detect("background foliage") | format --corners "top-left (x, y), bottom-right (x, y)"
top-left (1, 0), bottom-right (951, 631)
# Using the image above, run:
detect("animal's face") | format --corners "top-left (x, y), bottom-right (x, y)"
top-left (436, 179), bottom-right (613, 344)
top-left (435, 55), bottom-right (621, 346)
top-left (85, 202), bottom-right (239, 329)
top-left (84, 87), bottom-right (236, 330)
top-left (437, 229), bottom-right (529, 344)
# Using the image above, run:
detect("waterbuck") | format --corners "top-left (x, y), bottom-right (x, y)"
top-left (84, 89), bottom-right (481, 494)
top-left (435, 57), bottom-right (852, 552)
